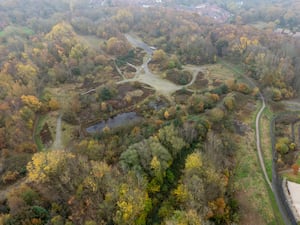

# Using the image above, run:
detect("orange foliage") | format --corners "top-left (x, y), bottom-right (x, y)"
top-left (292, 164), bottom-right (299, 175)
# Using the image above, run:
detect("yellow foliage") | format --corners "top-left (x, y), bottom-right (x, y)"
top-left (100, 102), bottom-right (108, 111)
top-left (115, 182), bottom-right (151, 225)
top-left (16, 63), bottom-right (38, 79)
top-left (46, 22), bottom-right (76, 40)
top-left (152, 49), bottom-right (167, 63)
top-left (102, 126), bottom-right (110, 133)
top-left (21, 95), bottom-right (42, 111)
top-left (150, 156), bottom-right (161, 171)
top-left (49, 99), bottom-right (60, 111)
top-left (27, 150), bottom-right (75, 183)
top-left (164, 110), bottom-right (170, 120)
top-left (173, 184), bottom-right (189, 203)
top-left (91, 161), bottom-right (111, 178)
top-left (289, 143), bottom-right (296, 150)
top-left (185, 153), bottom-right (202, 170)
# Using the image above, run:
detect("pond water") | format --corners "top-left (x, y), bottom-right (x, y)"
top-left (86, 112), bottom-right (142, 134)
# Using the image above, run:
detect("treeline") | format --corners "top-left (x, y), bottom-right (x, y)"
top-left (0, 1), bottom-right (298, 224)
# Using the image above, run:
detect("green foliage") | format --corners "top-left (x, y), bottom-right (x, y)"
top-left (100, 87), bottom-right (113, 101)
top-left (51, 215), bottom-right (64, 225)
top-left (120, 137), bottom-right (173, 177)
top-left (275, 137), bottom-right (292, 154)
top-left (209, 107), bottom-right (225, 123)
top-left (158, 124), bottom-right (187, 157)
top-left (223, 94), bottom-right (235, 111)
top-left (211, 84), bottom-right (228, 95)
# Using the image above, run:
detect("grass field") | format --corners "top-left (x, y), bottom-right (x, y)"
top-left (260, 107), bottom-right (274, 181)
top-left (34, 115), bottom-right (47, 151)
top-left (234, 122), bottom-right (278, 224)
top-left (224, 61), bottom-right (285, 224)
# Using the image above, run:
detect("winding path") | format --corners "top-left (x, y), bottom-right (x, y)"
top-left (220, 60), bottom-right (294, 225)
top-left (255, 94), bottom-right (273, 189)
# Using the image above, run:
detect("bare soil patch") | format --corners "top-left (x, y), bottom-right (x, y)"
top-left (235, 191), bottom-right (265, 225)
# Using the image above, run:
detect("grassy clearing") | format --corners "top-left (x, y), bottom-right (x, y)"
top-left (77, 34), bottom-right (104, 49)
top-left (234, 98), bottom-right (285, 225)
top-left (34, 115), bottom-right (47, 151)
top-left (260, 107), bottom-right (274, 181)
top-left (234, 130), bottom-right (277, 224)
top-left (206, 63), bottom-right (235, 83)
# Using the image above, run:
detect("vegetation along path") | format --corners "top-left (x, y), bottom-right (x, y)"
top-left (220, 61), bottom-right (293, 225)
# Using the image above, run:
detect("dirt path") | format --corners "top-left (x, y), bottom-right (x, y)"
top-left (118, 34), bottom-right (205, 99)
top-left (52, 114), bottom-right (62, 150)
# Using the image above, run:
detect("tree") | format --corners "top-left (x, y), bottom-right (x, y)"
top-left (107, 37), bottom-right (130, 56)
top-left (275, 137), bottom-right (290, 154)
top-left (16, 63), bottom-right (38, 85)
top-left (120, 137), bottom-right (172, 177)
top-left (21, 95), bottom-right (42, 112)
top-left (152, 49), bottom-right (167, 63)
top-left (27, 150), bottom-right (79, 186)
top-left (209, 108), bottom-right (225, 123)
top-left (223, 95), bottom-right (235, 111)
top-left (185, 152), bottom-right (202, 171)
top-left (158, 124), bottom-right (187, 157)
top-left (164, 210), bottom-right (202, 225)
top-left (70, 43), bottom-right (88, 63)
top-left (114, 176), bottom-right (152, 225)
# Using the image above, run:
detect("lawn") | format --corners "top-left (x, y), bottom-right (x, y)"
top-left (34, 115), bottom-right (47, 151)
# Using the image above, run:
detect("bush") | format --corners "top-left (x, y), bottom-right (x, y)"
top-left (2, 171), bottom-right (19, 184)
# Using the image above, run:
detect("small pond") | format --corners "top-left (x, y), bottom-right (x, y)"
top-left (86, 112), bottom-right (142, 134)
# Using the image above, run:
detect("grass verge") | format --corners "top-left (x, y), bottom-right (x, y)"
top-left (260, 107), bottom-right (274, 181)
top-left (34, 115), bottom-right (46, 151)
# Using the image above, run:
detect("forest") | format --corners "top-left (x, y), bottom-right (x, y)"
top-left (0, 0), bottom-right (300, 224)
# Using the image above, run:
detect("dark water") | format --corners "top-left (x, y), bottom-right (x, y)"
top-left (86, 112), bottom-right (142, 134)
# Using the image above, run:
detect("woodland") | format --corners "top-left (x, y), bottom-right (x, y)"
top-left (0, 0), bottom-right (300, 225)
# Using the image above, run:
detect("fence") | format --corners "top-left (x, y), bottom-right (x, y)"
top-left (271, 114), bottom-right (298, 225)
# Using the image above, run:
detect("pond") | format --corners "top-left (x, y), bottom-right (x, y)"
top-left (86, 112), bottom-right (142, 134)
